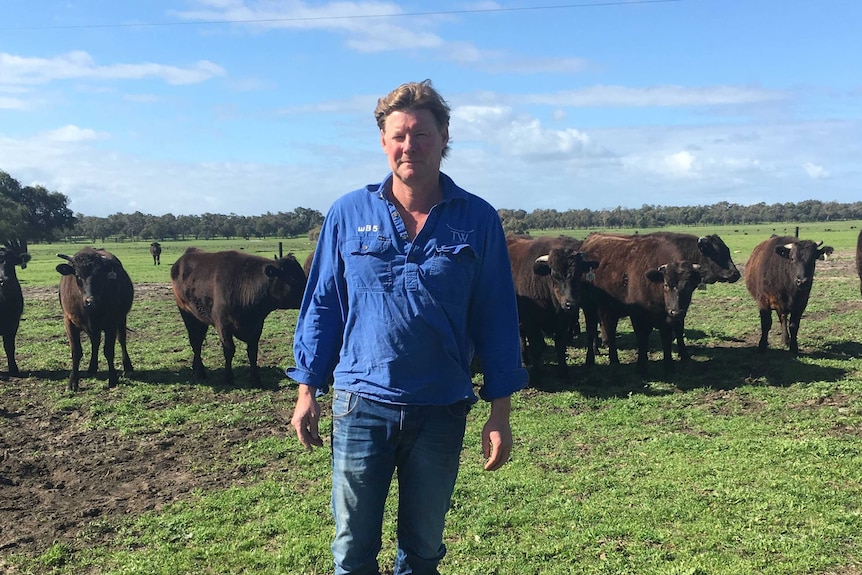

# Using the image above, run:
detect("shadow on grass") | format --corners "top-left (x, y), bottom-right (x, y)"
top-left (527, 338), bottom-right (849, 398)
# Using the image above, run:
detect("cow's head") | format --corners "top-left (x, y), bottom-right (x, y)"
top-left (533, 248), bottom-right (600, 311)
top-left (56, 250), bottom-right (122, 310)
top-left (0, 245), bottom-right (31, 288)
top-left (266, 253), bottom-right (307, 310)
top-left (646, 261), bottom-right (702, 320)
top-left (697, 234), bottom-right (741, 283)
top-left (775, 240), bottom-right (833, 289)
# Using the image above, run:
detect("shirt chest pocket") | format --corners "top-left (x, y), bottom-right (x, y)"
top-left (425, 243), bottom-right (478, 305)
top-left (346, 236), bottom-right (394, 293)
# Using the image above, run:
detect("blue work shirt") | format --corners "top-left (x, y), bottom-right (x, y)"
top-left (287, 172), bottom-right (528, 405)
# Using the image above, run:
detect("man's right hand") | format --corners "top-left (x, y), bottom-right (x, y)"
top-left (291, 384), bottom-right (324, 450)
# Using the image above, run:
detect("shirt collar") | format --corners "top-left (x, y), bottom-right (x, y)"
top-left (369, 172), bottom-right (468, 204)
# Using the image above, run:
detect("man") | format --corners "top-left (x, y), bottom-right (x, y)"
top-left (288, 79), bottom-right (528, 575)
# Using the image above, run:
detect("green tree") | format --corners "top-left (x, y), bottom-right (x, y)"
top-left (0, 170), bottom-right (76, 244)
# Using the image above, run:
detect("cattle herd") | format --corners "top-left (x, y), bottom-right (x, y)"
top-left (0, 229), bottom-right (855, 389)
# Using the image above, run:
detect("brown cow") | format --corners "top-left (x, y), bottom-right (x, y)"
top-left (630, 231), bottom-right (740, 360)
top-left (745, 235), bottom-right (833, 354)
top-left (507, 234), bottom-right (598, 381)
top-left (580, 233), bottom-right (702, 375)
top-left (150, 242), bottom-right (162, 265)
top-left (1, 244), bottom-right (31, 377)
top-left (56, 248), bottom-right (134, 392)
top-left (170, 248), bottom-right (306, 387)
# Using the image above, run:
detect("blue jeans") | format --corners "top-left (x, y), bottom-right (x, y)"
top-left (330, 390), bottom-right (471, 575)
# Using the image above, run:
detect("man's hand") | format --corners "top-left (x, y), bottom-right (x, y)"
top-left (482, 396), bottom-right (513, 471)
top-left (291, 384), bottom-right (324, 450)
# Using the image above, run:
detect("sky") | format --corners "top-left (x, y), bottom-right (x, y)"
top-left (1, 1), bottom-right (859, 218)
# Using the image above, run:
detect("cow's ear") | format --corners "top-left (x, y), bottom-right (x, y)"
top-left (56, 263), bottom-right (75, 276)
top-left (775, 245), bottom-right (793, 259)
top-left (264, 264), bottom-right (280, 278)
top-left (818, 246), bottom-right (834, 259)
top-left (645, 268), bottom-right (665, 283)
top-left (697, 236), bottom-right (714, 255)
top-left (587, 260), bottom-right (600, 271)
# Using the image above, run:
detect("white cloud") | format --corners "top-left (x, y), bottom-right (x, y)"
top-left (518, 85), bottom-right (785, 108)
top-left (802, 161), bottom-right (829, 179)
top-left (42, 125), bottom-right (106, 143)
top-left (0, 51), bottom-right (225, 87)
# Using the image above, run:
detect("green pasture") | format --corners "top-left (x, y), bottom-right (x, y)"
top-left (3, 223), bottom-right (861, 574)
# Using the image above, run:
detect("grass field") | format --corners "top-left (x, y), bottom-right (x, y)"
top-left (1, 224), bottom-right (861, 574)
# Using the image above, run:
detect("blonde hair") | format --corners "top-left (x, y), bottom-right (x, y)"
top-left (374, 79), bottom-right (451, 158)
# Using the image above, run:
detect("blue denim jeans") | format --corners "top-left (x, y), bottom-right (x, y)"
top-left (330, 390), bottom-right (471, 575)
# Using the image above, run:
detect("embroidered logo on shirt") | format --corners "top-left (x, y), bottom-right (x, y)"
top-left (447, 225), bottom-right (474, 243)
top-left (357, 224), bottom-right (380, 232)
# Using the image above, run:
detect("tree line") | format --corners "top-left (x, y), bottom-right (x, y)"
top-left (4, 169), bottom-right (862, 247)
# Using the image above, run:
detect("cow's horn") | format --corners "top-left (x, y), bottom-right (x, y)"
top-left (534, 254), bottom-right (550, 263)
top-left (783, 243), bottom-right (794, 250)
top-left (692, 263), bottom-right (701, 270)
top-left (57, 253), bottom-right (72, 261)
top-left (816, 240), bottom-right (823, 247)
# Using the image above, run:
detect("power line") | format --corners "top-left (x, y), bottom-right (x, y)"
top-left (2, 0), bottom-right (683, 31)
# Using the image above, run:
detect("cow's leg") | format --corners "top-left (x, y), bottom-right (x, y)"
top-left (244, 326), bottom-right (266, 388)
top-left (631, 318), bottom-right (652, 375)
top-left (757, 308), bottom-right (772, 351)
top-left (179, 310), bottom-right (209, 380)
top-left (102, 327), bottom-right (119, 388)
top-left (3, 332), bottom-right (20, 377)
top-left (601, 312), bottom-right (621, 365)
top-left (582, 304), bottom-right (598, 367)
top-left (787, 311), bottom-right (801, 355)
top-left (87, 330), bottom-right (101, 374)
top-left (65, 319), bottom-right (83, 392)
top-left (659, 324), bottom-right (675, 374)
top-left (215, 325), bottom-right (236, 386)
top-left (118, 316), bottom-right (133, 373)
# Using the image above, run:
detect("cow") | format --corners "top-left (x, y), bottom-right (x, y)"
top-left (56, 248), bottom-right (134, 392)
top-left (150, 242), bottom-right (162, 265)
top-left (303, 249), bottom-right (315, 278)
top-left (580, 233), bottom-right (702, 375)
top-left (170, 248), bottom-right (306, 387)
top-left (641, 231), bottom-right (740, 360)
top-left (507, 234), bottom-right (599, 381)
top-left (856, 229), bottom-right (862, 298)
top-left (0, 244), bottom-right (31, 377)
top-left (744, 235), bottom-right (833, 354)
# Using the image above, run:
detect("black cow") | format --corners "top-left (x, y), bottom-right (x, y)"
top-left (170, 248), bottom-right (306, 387)
top-left (643, 232), bottom-right (740, 360)
top-left (150, 242), bottom-right (162, 265)
top-left (580, 233), bottom-right (702, 375)
top-left (507, 234), bottom-right (598, 380)
top-left (57, 248), bottom-right (134, 392)
top-left (745, 235), bottom-right (833, 354)
top-left (0, 244), bottom-right (31, 377)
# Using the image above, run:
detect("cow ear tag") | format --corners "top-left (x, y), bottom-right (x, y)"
top-left (586, 271), bottom-right (596, 283)
top-left (107, 271), bottom-right (117, 280)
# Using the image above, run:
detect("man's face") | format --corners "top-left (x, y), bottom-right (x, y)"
top-left (381, 109), bottom-right (449, 188)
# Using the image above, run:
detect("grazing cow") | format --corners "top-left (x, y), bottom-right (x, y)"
top-left (643, 232), bottom-right (741, 359)
top-left (0, 244), bottom-right (31, 377)
top-left (507, 234), bottom-right (599, 380)
top-left (580, 233), bottom-right (702, 375)
top-left (856, 229), bottom-right (862, 298)
top-left (56, 248), bottom-right (134, 392)
top-left (150, 242), bottom-right (162, 265)
top-left (170, 248), bottom-right (306, 387)
top-left (745, 235), bottom-right (833, 354)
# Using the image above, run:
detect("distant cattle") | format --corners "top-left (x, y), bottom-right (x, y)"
top-left (57, 248), bottom-right (134, 392)
top-left (856, 229), bottom-right (862, 298)
top-left (641, 232), bottom-right (740, 360)
top-left (150, 242), bottom-right (162, 265)
top-left (0, 244), bottom-right (31, 377)
top-left (580, 233), bottom-right (702, 375)
top-left (744, 235), bottom-right (833, 354)
top-left (170, 248), bottom-right (306, 387)
top-left (507, 234), bottom-right (598, 380)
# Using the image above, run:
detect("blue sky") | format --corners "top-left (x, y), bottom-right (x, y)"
top-left (1, 0), bottom-right (859, 217)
